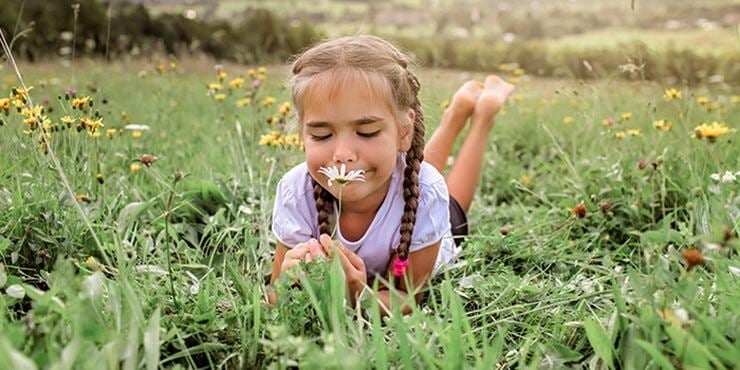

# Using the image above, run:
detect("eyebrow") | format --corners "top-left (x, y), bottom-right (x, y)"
top-left (305, 115), bottom-right (383, 128)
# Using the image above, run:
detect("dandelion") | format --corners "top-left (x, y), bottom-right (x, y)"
top-left (318, 163), bottom-right (366, 187)
top-left (620, 112), bottom-right (632, 121)
top-left (694, 121), bottom-right (732, 141)
top-left (653, 119), bottom-right (672, 131)
top-left (681, 248), bottom-right (704, 271)
top-left (563, 116), bottom-right (574, 125)
top-left (627, 129), bottom-right (641, 137)
top-left (697, 96), bottom-right (709, 106)
top-left (130, 163), bottom-right (141, 173)
top-left (663, 88), bottom-right (682, 100)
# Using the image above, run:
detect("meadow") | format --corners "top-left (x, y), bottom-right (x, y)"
top-left (0, 53), bottom-right (738, 369)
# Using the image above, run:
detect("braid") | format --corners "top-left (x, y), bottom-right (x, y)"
top-left (312, 178), bottom-right (335, 236)
top-left (397, 72), bottom-right (425, 263)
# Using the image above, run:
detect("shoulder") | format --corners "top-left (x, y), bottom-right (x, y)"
top-left (418, 161), bottom-right (448, 203)
top-left (276, 162), bottom-right (315, 202)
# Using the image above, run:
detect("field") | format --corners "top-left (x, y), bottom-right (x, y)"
top-left (0, 52), bottom-right (738, 368)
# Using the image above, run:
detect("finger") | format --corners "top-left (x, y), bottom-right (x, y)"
top-left (335, 247), bottom-right (358, 273)
top-left (285, 243), bottom-right (311, 260)
top-left (337, 243), bottom-right (365, 269)
top-left (281, 259), bottom-right (301, 272)
top-left (308, 242), bottom-right (326, 260)
top-left (319, 234), bottom-right (335, 255)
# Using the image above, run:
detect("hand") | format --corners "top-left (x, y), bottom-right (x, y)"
top-left (280, 238), bottom-right (327, 273)
top-left (318, 234), bottom-right (367, 297)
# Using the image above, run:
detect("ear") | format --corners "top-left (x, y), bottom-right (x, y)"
top-left (398, 108), bottom-right (415, 152)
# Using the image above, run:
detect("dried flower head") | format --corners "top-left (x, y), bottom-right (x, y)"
top-left (572, 202), bottom-right (587, 219)
top-left (681, 248), bottom-right (704, 271)
top-left (139, 154), bottom-right (157, 167)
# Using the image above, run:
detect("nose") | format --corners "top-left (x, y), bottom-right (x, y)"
top-left (332, 136), bottom-right (357, 164)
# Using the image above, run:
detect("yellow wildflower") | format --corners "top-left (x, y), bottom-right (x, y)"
top-left (261, 96), bottom-right (276, 107)
top-left (132, 130), bottom-right (142, 139)
top-left (170, 61), bottom-right (177, 70)
top-left (653, 120), bottom-right (672, 131)
top-left (663, 88), bottom-right (682, 101)
top-left (85, 256), bottom-right (101, 271)
top-left (71, 96), bottom-right (92, 110)
top-left (694, 121), bottom-right (732, 141)
top-left (508, 77), bottom-right (519, 85)
top-left (279, 101), bottom-right (291, 116)
top-left (130, 163), bottom-right (141, 173)
top-left (440, 99), bottom-right (449, 109)
top-left (156, 63), bottom-right (166, 74)
top-left (237, 98), bottom-right (251, 107)
top-left (513, 68), bottom-right (525, 76)
top-left (75, 194), bottom-right (91, 203)
top-left (731, 95), bottom-right (739, 105)
top-left (259, 131), bottom-right (281, 146)
top-left (246, 68), bottom-right (256, 78)
top-left (705, 101), bottom-right (720, 113)
top-left (217, 70), bottom-right (227, 81)
top-left (213, 94), bottom-right (226, 101)
top-left (520, 175), bottom-right (531, 188)
top-left (61, 115), bottom-right (76, 127)
top-left (0, 98), bottom-right (10, 114)
top-left (207, 83), bottom-right (223, 91)
top-left (228, 77), bottom-right (244, 89)
top-left (696, 96), bottom-right (709, 106)
top-left (106, 128), bottom-right (116, 139)
top-left (627, 129), bottom-right (641, 137)
top-left (620, 112), bottom-right (632, 121)
top-left (12, 86), bottom-right (33, 101)
top-left (615, 131), bottom-right (626, 140)
top-left (563, 116), bottom-right (574, 125)
top-left (80, 116), bottom-right (104, 130)
top-left (258, 66), bottom-right (267, 74)
top-left (282, 133), bottom-right (303, 149)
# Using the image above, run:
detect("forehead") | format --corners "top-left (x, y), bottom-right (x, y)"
top-left (299, 68), bottom-right (397, 123)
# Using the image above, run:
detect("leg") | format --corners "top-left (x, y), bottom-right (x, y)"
top-left (424, 80), bottom-right (482, 173)
top-left (446, 75), bottom-right (515, 212)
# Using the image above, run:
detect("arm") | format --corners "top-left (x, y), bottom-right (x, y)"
top-left (376, 240), bottom-right (441, 316)
top-left (267, 242), bottom-right (289, 304)
top-left (267, 240), bottom-right (326, 304)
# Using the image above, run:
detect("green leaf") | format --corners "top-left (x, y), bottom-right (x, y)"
top-left (116, 201), bottom-right (153, 234)
top-left (584, 318), bottom-right (614, 369)
top-left (144, 308), bottom-right (160, 370)
top-left (635, 340), bottom-right (673, 370)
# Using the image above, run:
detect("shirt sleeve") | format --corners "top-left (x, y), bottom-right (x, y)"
top-left (271, 175), bottom-right (316, 249)
top-left (408, 176), bottom-right (450, 252)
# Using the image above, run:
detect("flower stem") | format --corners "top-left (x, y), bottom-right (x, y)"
top-left (332, 185), bottom-right (344, 239)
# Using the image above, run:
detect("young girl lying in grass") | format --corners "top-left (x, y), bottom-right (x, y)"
top-left (269, 35), bottom-right (514, 314)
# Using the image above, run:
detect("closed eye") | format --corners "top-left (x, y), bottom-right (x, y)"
top-left (310, 134), bottom-right (331, 141)
top-left (358, 131), bottom-right (380, 139)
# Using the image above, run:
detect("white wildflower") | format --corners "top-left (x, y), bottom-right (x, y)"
top-left (710, 170), bottom-right (737, 183)
top-left (124, 124), bottom-right (150, 131)
top-left (318, 164), bottom-right (365, 187)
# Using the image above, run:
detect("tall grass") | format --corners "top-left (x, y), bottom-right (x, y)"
top-left (0, 52), bottom-right (738, 368)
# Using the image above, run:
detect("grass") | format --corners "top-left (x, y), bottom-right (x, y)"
top-left (0, 55), bottom-right (738, 369)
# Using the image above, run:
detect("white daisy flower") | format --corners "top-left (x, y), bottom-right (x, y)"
top-left (318, 164), bottom-right (365, 187)
top-left (710, 170), bottom-right (738, 183)
top-left (124, 124), bottom-right (150, 131)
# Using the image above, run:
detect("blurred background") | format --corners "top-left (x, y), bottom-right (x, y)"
top-left (1, 0), bottom-right (738, 83)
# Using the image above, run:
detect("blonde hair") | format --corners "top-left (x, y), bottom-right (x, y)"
top-left (290, 35), bottom-right (425, 271)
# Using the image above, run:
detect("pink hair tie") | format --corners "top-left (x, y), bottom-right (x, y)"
top-left (392, 257), bottom-right (409, 277)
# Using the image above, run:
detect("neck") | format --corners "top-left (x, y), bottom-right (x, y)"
top-left (340, 177), bottom-right (391, 216)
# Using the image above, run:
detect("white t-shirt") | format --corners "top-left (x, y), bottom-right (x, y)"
top-left (272, 154), bottom-right (461, 278)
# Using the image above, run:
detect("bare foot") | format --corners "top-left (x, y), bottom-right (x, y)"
top-left (449, 80), bottom-right (483, 119)
top-left (471, 75), bottom-right (515, 129)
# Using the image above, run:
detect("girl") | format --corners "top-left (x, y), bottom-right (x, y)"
top-left (270, 35), bottom-right (514, 314)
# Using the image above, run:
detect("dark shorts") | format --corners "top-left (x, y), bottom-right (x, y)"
top-left (449, 196), bottom-right (468, 247)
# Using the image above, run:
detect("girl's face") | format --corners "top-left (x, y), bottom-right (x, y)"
top-left (301, 75), bottom-right (413, 212)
